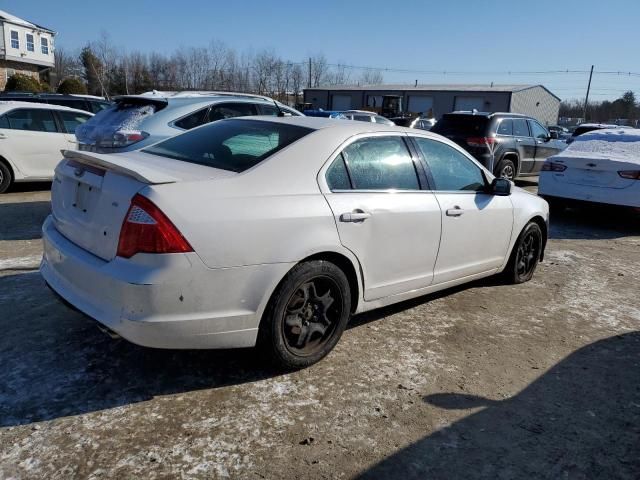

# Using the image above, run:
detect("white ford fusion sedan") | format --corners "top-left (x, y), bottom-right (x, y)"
top-left (41, 116), bottom-right (549, 368)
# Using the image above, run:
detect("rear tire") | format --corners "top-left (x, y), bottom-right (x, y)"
top-left (258, 260), bottom-right (351, 370)
top-left (0, 161), bottom-right (12, 194)
top-left (504, 222), bottom-right (543, 284)
top-left (495, 158), bottom-right (516, 180)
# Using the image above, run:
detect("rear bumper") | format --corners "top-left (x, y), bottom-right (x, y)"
top-left (40, 215), bottom-right (292, 349)
top-left (538, 172), bottom-right (640, 208)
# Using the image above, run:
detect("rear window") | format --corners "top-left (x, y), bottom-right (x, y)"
top-left (431, 114), bottom-right (489, 136)
top-left (142, 119), bottom-right (312, 173)
top-left (75, 100), bottom-right (160, 145)
top-left (573, 126), bottom-right (602, 137)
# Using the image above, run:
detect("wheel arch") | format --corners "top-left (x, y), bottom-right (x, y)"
top-left (299, 251), bottom-right (361, 313)
top-left (500, 151), bottom-right (520, 176)
top-left (528, 215), bottom-right (548, 261)
top-left (0, 155), bottom-right (15, 180)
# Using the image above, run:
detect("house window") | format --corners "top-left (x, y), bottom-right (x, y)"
top-left (41, 37), bottom-right (49, 55)
top-left (26, 33), bottom-right (34, 52)
top-left (10, 31), bottom-right (19, 49)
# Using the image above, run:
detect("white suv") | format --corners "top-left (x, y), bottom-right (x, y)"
top-left (0, 101), bottom-right (93, 193)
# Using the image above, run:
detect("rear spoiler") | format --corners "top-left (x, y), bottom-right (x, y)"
top-left (61, 150), bottom-right (178, 185)
top-left (112, 95), bottom-right (169, 110)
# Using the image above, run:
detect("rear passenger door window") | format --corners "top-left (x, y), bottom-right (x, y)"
top-left (513, 119), bottom-right (530, 137)
top-left (341, 136), bottom-right (419, 190)
top-left (209, 103), bottom-right (258, 122)
top-left (496, 119), bottom-right (513, 136)
top-left (414, 137), bottom-right (485, 192)
top-left (57, 111), bottom-right (92, 134)
top-left (4, 108), bottom-right (59, 132)
top-left (325, 154), bottom-right (352, 190)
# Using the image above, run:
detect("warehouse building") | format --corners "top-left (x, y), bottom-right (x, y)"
top-left (303, 84), bottom-right (561, 126)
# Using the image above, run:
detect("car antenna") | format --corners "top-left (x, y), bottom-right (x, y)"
top-left (273, 100), bottom-right (286, 117)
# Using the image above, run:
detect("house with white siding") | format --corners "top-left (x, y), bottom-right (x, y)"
top-left (0, 9), bottom-right (55, 90)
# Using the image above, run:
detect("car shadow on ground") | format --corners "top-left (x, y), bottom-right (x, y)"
top-left (0, 269), bottom-right (512, 428)
top-left (550, 204), bottom-right (640, 240)
top-left (0, 201), bottom-right (51, 241)
top-left (6, 182), bottom-right (51, 194)
top-left (0, 271), bottom-right (284, 427)
top-left (358, 331), bottom-right (640, 479)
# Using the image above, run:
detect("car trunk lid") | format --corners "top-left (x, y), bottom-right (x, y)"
top-left (51, 150), bottom-right (234, 261)
top-left (549, 154), bottom-right (637, 188)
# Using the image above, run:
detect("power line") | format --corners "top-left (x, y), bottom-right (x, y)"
top-left (298, 60), bottom-right (640, 78)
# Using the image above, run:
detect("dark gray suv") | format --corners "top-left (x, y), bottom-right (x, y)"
top-left (431, 112), bottom-right (567, 180)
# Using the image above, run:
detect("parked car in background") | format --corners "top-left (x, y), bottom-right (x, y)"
top-left (340, 110), bottom-right (395, 125)
top-left (41, 116), bottom-right (548, 369)
top-left (539, 128), bottom-right (640, 209)
top-left (0, 102), bottom-right (92, 193)
top-left (0, 92), bottom-right (111, 114)
top-left (75, 91), bottom-right (302, 153)
top-left (548, 125), bottom-right (571, 141)
top-left (431, 112), bottom-right (566, 180)
top-left (391, 116), bottom-right (436, 130)
top-left (565, 123), bottom-right (628, 144)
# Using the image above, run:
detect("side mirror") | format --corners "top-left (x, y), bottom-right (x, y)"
top-left (491, 177), bottom-right (512, 196)
top-left (549, 131), bottom-right (559, 140)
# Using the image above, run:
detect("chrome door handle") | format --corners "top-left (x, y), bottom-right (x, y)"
top-left (0, 133), bottom-right (6, 139)
top-left (340, 211), bottom-right (371, 222)
top-left (536, 140), bottom-right (543, 144)
top-left (446, 206), bottom-right (465, 217)
top-left (516, 138), bottom-right (523, 142)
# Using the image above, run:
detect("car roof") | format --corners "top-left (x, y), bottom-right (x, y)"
top-left (0, 101), bottom-right (93, 115)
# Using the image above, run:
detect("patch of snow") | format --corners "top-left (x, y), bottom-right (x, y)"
top-left (559, 128), bottom-right (640, 164)
top-left (0, 254), bottom-right (41, 270)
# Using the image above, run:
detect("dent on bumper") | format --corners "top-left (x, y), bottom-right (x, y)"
top-left (40, 216), bottom-right (293, 349)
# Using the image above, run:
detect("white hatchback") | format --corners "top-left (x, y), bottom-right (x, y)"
top-left (41, 117), bottom-right (549, 368)
top-left (0, 101), bottom-right (93, 193)
top-left (539, 128), bottom-right (640, 209)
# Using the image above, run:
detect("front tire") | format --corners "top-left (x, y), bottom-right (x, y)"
top-left (258, 260), bottom-right (352, 369)
top-left (504, 222), bottom-right (543, 284)
top-left (0, 162), bottom-right (12, 194)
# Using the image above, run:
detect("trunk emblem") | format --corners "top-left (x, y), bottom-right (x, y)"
top-left (74, 167), bottom-right (85, 177)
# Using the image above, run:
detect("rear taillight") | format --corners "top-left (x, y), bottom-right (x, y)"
top-left (98, 130), bottom-right (149, 149)
top-left (466, 136), bottom-right (496, 147)
top-left (542, 162), bottom-right (567, 172)
top-left (618, 170), bottom-right (640, 180)
top-left (117, 194), bottom-right (193, 258)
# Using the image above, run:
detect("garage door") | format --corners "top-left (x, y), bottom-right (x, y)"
top-left (454, 96), bottom-right (485, 111)
top-left (408, 96), bottom-right (434, 115)
top-left (331, 95), bottom-right (352, 110)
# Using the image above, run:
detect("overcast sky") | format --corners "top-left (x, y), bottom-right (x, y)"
top-left (5, 0), bottom-right (640, 101)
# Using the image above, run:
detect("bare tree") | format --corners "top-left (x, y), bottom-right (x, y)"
top-left (359, 69), bottom-right (384, 85)
top-left (310, 53), bottom-right (328, 87)
top-left (52, 46), bottom-right (82, 88)
top-left (290, 63), bottom-right (304, 103)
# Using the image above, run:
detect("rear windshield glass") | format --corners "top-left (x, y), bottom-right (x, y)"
top-left (572, 126), bottom-right (602, 137)
top-left (392, 118), bottom-right (412, 127)
top-left (431, 115), bottom-right (488, 136)
top-left (75, 100), bottom-right (159, 145)
top-left (142, 119), bottom-right (313, 173)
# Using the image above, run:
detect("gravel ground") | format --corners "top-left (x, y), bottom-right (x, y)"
top-left (0, 181), bottom-right (639, 479)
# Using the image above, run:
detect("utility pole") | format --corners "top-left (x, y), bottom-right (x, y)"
top-left (583, 65), bottom-right (594, 121)
top-left (308, 57), bottom-right (312, 88)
